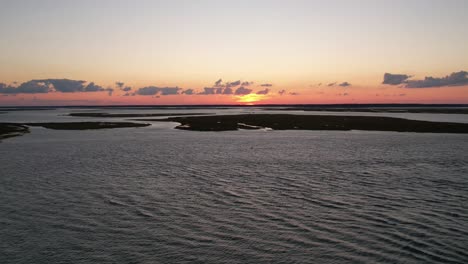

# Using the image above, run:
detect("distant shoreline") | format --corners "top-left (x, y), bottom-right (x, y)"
top-left (1, 103), bottom-right (468, 112)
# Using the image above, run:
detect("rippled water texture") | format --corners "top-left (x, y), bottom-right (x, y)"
top-left (1, 109), bottom-right (468, 263)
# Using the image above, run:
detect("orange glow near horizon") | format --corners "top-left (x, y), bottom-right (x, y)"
top-left (1, 2), bottom-right (467, 105)
top-left (1, 75), bottom-right (468, 106)
top-left (236, 94), bottom-right (269, 104)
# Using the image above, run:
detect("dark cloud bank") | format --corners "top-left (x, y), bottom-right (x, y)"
top-left (116, 82), bottom-right (132, 92)
top-left (256, 88), bottom-right (270, 95)
top-left (0, 79), bottom-right (114, 95)
top-left (327, 82), bottom-right (352, 87)
top-left (199, 79), bottom-right (249, 95)
top-left (0, 78), bottom-right (298, 98)
top-left (383, 71), bottom-right (468, 88)
top-left (135, 86), bottom-right (181, 96)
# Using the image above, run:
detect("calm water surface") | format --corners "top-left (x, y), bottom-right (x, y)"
top-left (1, 109), bottom-right (468, 263)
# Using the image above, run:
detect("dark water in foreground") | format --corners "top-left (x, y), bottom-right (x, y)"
top-left (1, 108), bottom-right (468, 263)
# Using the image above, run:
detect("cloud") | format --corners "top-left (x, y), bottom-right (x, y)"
top-left (115, 82), bottom-right (125, 89)
top-left (214, 79), bottom-right (222, 87)
top-left (223, 87), bottom-right (233, 94)
top-left (5, 79), bottom-right (86, 93)
top-left (135, 86), bottom-right (181, 96)
top-left (383, 71), bottom-right (468, 88)
top-left (84, 82), bottom-right (113, 95)
top-left (0, 79), bottom-right (115, 94)
top-left (1, 78), bottom-right (309, 99)
top-left (84, 82), bottom-right (104, 92)
top-left (198, 87), bottom-right (216, 95)
top-left (405, 71), bottom-right (468, 88)
top-left (234, 86), bottom-right (252, 95)
top-left (196, 80), bottom-right (256, 96)
top-left (327, 81), bottom-right (351, 87)
top-left (182, 89), bottom-right (194, 95)
top-left (105, 88), bottom-right (114, 96)
top-left (0, 81), bottom-right (50, 94)
top-left (256, 88), bottom-right (270, 95)
top-left (116, 82), bottom-right (132, 92)
top-left (198, 87), bottom-right (224, 95)
top-left (227, 80), bottom-right (241, 87)
top-left (215, 79), bottom-right (252, 87)
top-left (383, 73), bottom-right (411, 85)
top-left (45, 79), bottom-right (87, 92)
top-left (276, 89), bottom-right (298, 95)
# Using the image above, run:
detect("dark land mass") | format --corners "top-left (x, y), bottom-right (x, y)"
top-left (163, 114), bottom-right (468, 133)
top-left (1, 121), bottom-right (150, 140)
top-left (0, 123), bottom-right (29, 140)
top-left (26, 122), bottom-right (151, 130)
top-left (68, 112), bottom-right (210, 118)
top-left (262, 107), bottom-right (468, 114)
top-left (0, 107), bottom-right (56, 111)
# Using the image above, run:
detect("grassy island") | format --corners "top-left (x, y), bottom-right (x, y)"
top-left (0, 123), bottom-right (29, 139)
top-left (26, 122), bottom-right (151, 130)
top-left (68, 112), bottom-right (209, 118)
top-left (262, 107), bottom-right (468, 114)
top-left (163, 114), bottom-right (468, 133)
top-left (1, 121), bottom-right (150, 140)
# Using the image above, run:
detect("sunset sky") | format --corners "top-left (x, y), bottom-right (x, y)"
top-left (0, 0), bottom-right (467, 105)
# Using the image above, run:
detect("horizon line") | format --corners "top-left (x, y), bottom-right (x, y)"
top-left (2, 103), bottom-right (468, 109)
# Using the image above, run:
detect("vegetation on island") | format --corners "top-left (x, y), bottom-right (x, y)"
top-left (163, 114), bottom-right (468, 133)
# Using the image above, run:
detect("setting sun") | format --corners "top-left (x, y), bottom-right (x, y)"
top-left (236, 94), bottom-right (268, 104)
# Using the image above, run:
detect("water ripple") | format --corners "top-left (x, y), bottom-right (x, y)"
top-left (1, 130), bottom-right (468, 263)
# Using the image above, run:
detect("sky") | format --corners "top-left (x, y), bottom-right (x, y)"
top-left (0, 0), bottom-right (467, 105)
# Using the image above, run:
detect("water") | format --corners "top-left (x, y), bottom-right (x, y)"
top-left (2, 107), bottom-right (468, 123)
top-left (1, 108), bottom-right (468, 263)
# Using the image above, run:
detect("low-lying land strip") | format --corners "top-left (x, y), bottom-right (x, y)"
top-left (26, 122), bottom-right (151, 130)
top-left (3, 114), bottom-right (468, 141)
top-left (68, 112), bottom-right (209, 118)
top-left (163, 114), bottom-right (468, 133)
top-left (0, 122), bottom-right (150, 140)
top-left (0, 123), bottom-right (30, 139)
top-left (262, 107), bottom-right (468, 114)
